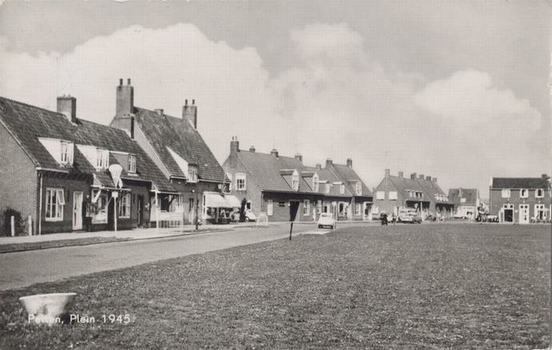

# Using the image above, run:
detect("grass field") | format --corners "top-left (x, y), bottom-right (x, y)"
top-left (0, 224), bottom-right (549, 349)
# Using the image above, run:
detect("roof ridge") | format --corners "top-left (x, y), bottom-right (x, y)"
top-left (0, 95), bottom-right (64, 116)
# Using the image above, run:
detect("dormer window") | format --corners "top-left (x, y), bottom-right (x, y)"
top-left (340, 184), bottom-right (345, 194)
top-left (188, 165), bottom-right (198, 183)
top-left (313, 173), bottom-right (320, 192)
top-left (96, 148), bottom-right (109, 169)
top-left (128, 154), bottom-right (136, 173)
top-left (38, 138), bottom-right (74, 166)
top-left (291, 170), bottom-right (300, 191)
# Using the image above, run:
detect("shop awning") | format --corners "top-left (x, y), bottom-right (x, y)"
top-left (204, 192), bottom-right (228, 208)
top-left (224, 195), bottom-right (241, 208)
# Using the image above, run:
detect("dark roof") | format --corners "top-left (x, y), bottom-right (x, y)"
top-left (330, 163), bottom-right (372, 197)
top-left (376, 174), bottom-right (450, 203)
top-left (491, 177), bottom-right (549, 189)
top-left (448, 188), bottom-right (478, 206)
top-left (133, 108), bottom-right (225, 182)
top-left (0, 96), bottom-right (175, 192)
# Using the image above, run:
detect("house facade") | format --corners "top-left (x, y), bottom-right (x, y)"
top-left (0, 95), bottom-right (176, 235)
top-left (373, 169), bottom-right (454, 220)
top-left (489, 177), bottom-right (550, 224)
top-left (110, 79), bottom-right (227, 224)
top-left (222, 137), bottom-right (372, 222)
top-left (448, 188), bottom-right (480, 220)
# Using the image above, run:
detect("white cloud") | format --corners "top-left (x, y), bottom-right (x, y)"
top-left (0, 22), bottom-right (548, 194)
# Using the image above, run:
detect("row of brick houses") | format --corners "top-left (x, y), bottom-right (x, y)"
top-left (222, 138), bottom-right (373, 222)
top-left (0, 79), bottom-right (227, 235)
top-left (372, 169), bottom-right (454, 219)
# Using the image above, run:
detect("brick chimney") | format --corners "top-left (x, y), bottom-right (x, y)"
top-left (116, 78), bottom-right (134, 116)
top-left (325, 158), bottom-right (333, 167)
top-left (419, 174), bottom-right (425, 180)
top-left (346, 158), bottom-right (353, 168)
top-left (271, 148), bottom-right (279, 158)
top-left (315, 163), bottom-right (322, 170)
top-left (230, 136), bottom-right (239, 155)
top-left (385, 168), bottom-right (390, 177)
top-left (183, 99), bottom-right (197, 129)
top-left (57, 95), bottom-right (77, 123)
top-left (410, 172), bottom-right (417, 180)
top-left (398, 171), bottom-right (404, 178)
top-left (249, 145), bottom-right (256, 152)
top-left (295, 153), bottom-right (303, 162)
top-left (432, 177), bottom-right (437, 183)
top-left (426, 175), bottom-right (432, 181)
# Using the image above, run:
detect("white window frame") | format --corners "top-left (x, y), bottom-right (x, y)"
top-left (376, 191), bottom-right (385, 200)
top-left (267, 199), bottom-right (273, 216)
top-left (45, 188), bottom-right (64, 221)
top-left (92, 190), bottom-right (108, 224)
top-left (236, 173), bottom-right (246, 191)
top-left (340, 184), bottom-right (345, 194)
top-left (60, 142), bottom-right (69, 164)
top-left (389, 191), bottom-right (398, 200)
top-left (355, 182), bottom-right (362, 196)
top-left (291, 170), bottom-right (300, 191)
top-left (128, 155), bottom-right (136, 173)
top-left (313, 174), bottom-right (319, 192)
top-left (188, 165), bottom-right (198, 183)
top-left (96, 148), bottom-right (109, 169)
top-left (303, 200), bottom-right (310, 216)
top-left (536, 188), bottom-right (544, 198)
top-left (519, 189), bottom-right (528, 198)
top-left (118, 193), bottom-right (131, 218)
top-left (501, 189), bottom-right (511, 198)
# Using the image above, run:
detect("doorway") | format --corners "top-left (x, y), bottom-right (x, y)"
top-left (72, 191), bottom-right (83, 230)
top-left (519, 204), bottom-right (529, 224)
top-left (503, 204), bottom-right (514, 223)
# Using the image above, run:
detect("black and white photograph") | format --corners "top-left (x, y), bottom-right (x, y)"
top-left (0, 0), bottom-right (551, 348)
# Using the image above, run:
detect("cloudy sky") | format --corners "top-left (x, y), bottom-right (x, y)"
top-left (0, 0), bottom-right (550, 195)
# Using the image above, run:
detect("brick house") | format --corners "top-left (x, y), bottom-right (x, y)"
top-left (110, 79), bottom-right (227, 224)
top-left (0, 95), bottom-right (175, 235)
top-left (448, 188), bottom-right (480, 220)
top-left (222, 137), bottom-right (372, 222)
top-left (373, 169), bottom-right (454, 220)
top-left (489, 177), bottom-right (550, 224)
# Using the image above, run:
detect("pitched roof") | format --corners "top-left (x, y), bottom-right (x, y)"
top-left (376, 174), bottom-right (450, 203)
top-left (133, 108), bottom-right (225, 182)
top-left (491, 177), bottom-right (549, 189)
top-left (330, 163), bottom-right (372, 197)
top-left (448, 188), bottom-right (478, 206)
top-left (0, 96), bottom-right (175, 192)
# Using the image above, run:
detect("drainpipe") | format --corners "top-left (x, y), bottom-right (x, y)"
top-left (38, 172), bottom-right (43, 235)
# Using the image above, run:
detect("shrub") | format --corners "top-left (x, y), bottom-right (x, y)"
top-left (3, 208), bottom-right (25, 236)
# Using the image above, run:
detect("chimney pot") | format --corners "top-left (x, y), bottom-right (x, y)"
top-left (116, 79), bottom-right (134, 116)
top-left (271, 148), bottom-right (279, 158)
top-left (230, 137), bottom-right (240, 154)
top-left (119, 78), bottom-right (123, 86)
top-left (127, 78), bottom-right (131, 85)
top-left (182, 100), bottom-right (198, 129)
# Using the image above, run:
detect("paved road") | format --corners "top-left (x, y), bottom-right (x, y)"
top-left (0, 222), bottom-right (347, 290)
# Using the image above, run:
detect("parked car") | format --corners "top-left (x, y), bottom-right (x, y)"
top-left (231, 209), bottom-right (257, 222)
top-left (397, 208), bottom-right (422, 224)
top-left (317, 213), bottom-right (336, 229)
top-left (485, 215), bottom-right (499, 223)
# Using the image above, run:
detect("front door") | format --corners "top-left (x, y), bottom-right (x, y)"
top-left (72, 191), bottom-right (83, 230)
top-left (519, 204), bottom-right (529, 224)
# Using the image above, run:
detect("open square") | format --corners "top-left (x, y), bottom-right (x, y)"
top-left (0, 224), bottom-right (549, 349)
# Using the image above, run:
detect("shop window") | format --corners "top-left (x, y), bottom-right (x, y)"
top-left (118, 193), bottom-right (131, 218)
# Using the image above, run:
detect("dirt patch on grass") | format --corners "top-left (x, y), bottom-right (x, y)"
top-left (0, 224), bottom-right (549, 349)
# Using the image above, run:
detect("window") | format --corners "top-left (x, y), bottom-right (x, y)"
top-left (92, 190), bottom-right (107, 224)
top-left (376, 191), bottom-right (385, 200)
top-left (246, 201), bottom-right (252, 210)
top-left (325, 183), bottom-right (331, 194)
top-left (128, 155), bottom-right (136, 173)
top-left (520, 189), bottom-right (528, 198)
top-left (340, 184), bottom-right (345, 194)
top-left (303, 200), bottom-right (310, 216)
top-left (291, 170), bottom-right (299, 191)
top-left (96, 148), bottom-right (109, 169)
top-left (267, 200), bottom-right (273, 216)
top-left (389, 191), bottom-right (398, 200)
top-left (188, 165), bottom-right (198, 183)
top-left (60, 141), bottom-right (71, 164)
top-left (118, 193), bottom-right (131, 218)
top-left (460, 198), bottom-right (466, 203)
top-left (501, 189), bottom-right (511, 198)
top-left (45, 188), bottom-right (64, 221)
top-left (236, 173), bottom-right (246, 191)
top-left (226, 173), bottom-right (233, 191)
top-left (535, 204), bottom-right (546, 220)
top-left (355, 182), bottom-right (362, 196)
top-left (355, 203), bottom-right (361, 215)
top-left (536, 189), bottom-right (544, 198)
top-left (278, 201), bottom-right (286, 207)
top-left (313, 174), bottom-right (319, 192)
